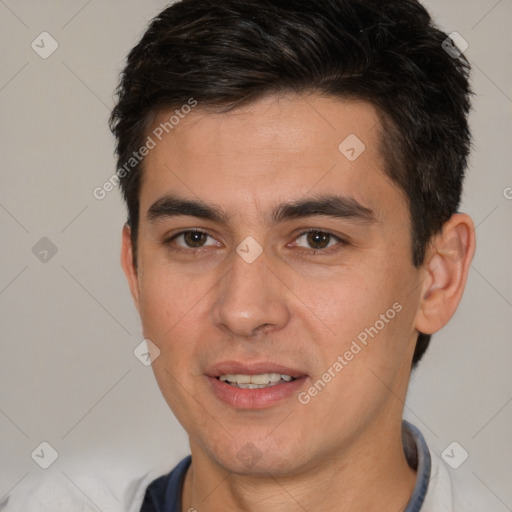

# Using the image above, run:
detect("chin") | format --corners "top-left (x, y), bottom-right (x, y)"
top-left (198, 430), bottom-right (312, 477)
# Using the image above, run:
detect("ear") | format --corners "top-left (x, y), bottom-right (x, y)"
top-left (121, 224), bottom-right (140, 312)
top-left (414, 213), bottom-right (476, 335)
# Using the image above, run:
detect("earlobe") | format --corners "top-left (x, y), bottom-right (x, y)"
top-left (121, 224), bottom-right (140, 311)
top-left (414, 213), bottom-right (476, 335)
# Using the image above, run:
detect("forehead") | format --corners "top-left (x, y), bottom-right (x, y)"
top-left (148, 94), bottom-right (381, 161)
top-left (139, 93), bottom-right (406, 223)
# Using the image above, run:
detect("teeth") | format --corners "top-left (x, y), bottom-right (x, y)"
top-left (218, 373), bottom-right (295, 387)
top-left (251, 373), bottom-right (275, 385)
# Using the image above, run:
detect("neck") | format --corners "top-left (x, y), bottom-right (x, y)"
top-left (181, 419), bottom-right (417, 512)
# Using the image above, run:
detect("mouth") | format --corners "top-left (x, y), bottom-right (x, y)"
top-left (218, 373), bottom-right (296, 389)
top-left (206, 361), bottom-right (307, 409)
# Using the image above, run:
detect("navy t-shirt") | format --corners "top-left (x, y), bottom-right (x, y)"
top-left (139, 421), bottom-right (430, 512)
top-left (139, 455), bottom-right (191, 512)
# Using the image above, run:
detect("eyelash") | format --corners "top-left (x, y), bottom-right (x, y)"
top-left (163, 228), bottom-right (347, 255)
top-left (292, 229), bottom-right (347, 254)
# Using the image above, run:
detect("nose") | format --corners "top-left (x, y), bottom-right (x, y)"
top-left (211, 249), bottom-right (291, 338)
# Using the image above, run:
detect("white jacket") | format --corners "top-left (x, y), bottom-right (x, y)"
top-left (3, 427), bottom-right (503, 511)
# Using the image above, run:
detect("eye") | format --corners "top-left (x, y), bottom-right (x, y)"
top-left (169, 230), bottom-right (220, 249)
top-left (293, 230), bottom-right (344, 251)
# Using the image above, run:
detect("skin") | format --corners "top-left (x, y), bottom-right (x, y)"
top-left (121, 93), bottom-right (475, 511)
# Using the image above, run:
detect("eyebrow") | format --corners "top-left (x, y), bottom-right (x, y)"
top-left (147, 195), bottom-right (229, 224)
top-left (271, 195), bottom-right (376, 225)
top-left (147, 194), bottom-right (377, 225)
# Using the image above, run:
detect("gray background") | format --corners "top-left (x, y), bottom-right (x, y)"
top-left (0, 0), bottom-right (511, 507)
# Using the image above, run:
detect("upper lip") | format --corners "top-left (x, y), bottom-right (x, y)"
top-left (205, 361), bottom-right (307, 379)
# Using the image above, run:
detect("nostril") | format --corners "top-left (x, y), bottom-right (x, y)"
top-left (255, 323), bottom-right (273, 336)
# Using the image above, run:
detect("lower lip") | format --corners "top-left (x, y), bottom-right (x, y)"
top-left (207, 376), bottom-right (307, 409)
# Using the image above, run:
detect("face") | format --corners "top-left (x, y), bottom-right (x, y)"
top-left (123, 94), bottom-right (425, 476)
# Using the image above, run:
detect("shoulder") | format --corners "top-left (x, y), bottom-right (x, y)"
top-left (5, 457), bottom-right (191, 512)
top-left (4, 469), bottom-right (152, 512)
top-left (140, 455), bottom-right (192, 511)
top-left (422, 451), bottom-right (505, 512)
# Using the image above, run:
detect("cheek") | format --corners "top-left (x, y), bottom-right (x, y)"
top-left (298, 279), bottom-right (414, 423)
top-left (136, 259), bottom-right (219, 378)
top-left (138, 268), bottom-right (210, 422)
top-left (297, 262), bottom-right (412, 367)
top-left (288, 267), bottom-right (385, 342)
top-left (137, 271), bottom-right (189, 365)
top-left (137, 257), bottom-right (205, 330)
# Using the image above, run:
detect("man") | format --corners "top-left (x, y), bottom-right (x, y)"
top-left (109, 0), bottom-right (490, 510)
top-left (5, 0), bottom-right (489, 511)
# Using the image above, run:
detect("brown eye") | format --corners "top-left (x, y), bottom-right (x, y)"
top-left (293, 230), bottom-right (343, 251)
top-left (183, 231), bottom-right (208, 247)
top-left (171, 230), bottom-right (218, 249)
top-left (306, 231), bottom-right (331, 249)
